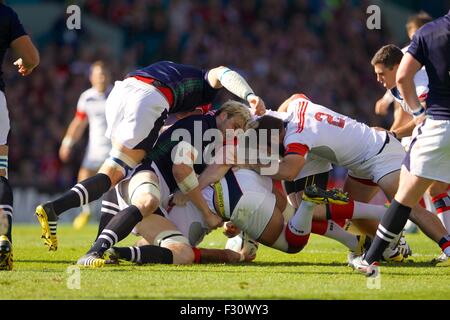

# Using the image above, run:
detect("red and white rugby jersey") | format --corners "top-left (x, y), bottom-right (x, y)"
top-left (75, 86), bottom-right (112, 150)
top-left (283, 97), bottom-right (386, 168)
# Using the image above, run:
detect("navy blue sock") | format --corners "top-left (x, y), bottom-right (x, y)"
top-left (365, 200), bottom-right (411, 264)
top-left (52, 173), bottom-right (111, 216)
top-left (0, 176), bottom-right (13, 242)
top-left (89, 205), bottom-right (143, 256)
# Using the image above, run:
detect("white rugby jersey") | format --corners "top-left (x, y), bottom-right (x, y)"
top-left (76, 86), bottom-right (112, 152)
top-left (283, 97), bottom-right (386, 168)
top-left (389, 45), bottom-right (429, 114)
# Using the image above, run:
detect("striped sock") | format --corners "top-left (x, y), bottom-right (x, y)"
top-left (95, 198), bottom-right (120, 240)
top-left (52, 173), bottom-right (111, 216)
top-left (0, 176), bottom-right (13, 242)
top-left (439, 236), bottom-right (450, 256)
top-left (312, 220), bottom-right (358, 251)
top-left (431, 193), bottom-right (450, 232)
top-left (365, 200), bottom-right (411, 264)
top-left (89, 205), bottom-right (142, 256)
top-left (113, 245), bottom-right (173, 264)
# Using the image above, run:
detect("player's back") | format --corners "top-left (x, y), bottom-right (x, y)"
top-left (127, 61), bottom-right (220, 113)
top-left (285, 97), bottom-right (386, 168)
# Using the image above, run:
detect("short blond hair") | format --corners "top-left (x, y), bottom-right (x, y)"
top-left (216, 100), bottom-right (252, 125)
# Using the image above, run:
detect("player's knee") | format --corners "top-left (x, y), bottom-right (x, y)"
top-left (129, 181), bottom-right (160, 216)
top-left (287, 245), bottom-right (306, 254)
top-left (132, 193), bottom-right (160, 216)
top-left (427, 182), bottom-right (449, 198)
top-left (164, 243), bottom-right (195, 265)
top-left (104, 148), bottom-right (139, 179)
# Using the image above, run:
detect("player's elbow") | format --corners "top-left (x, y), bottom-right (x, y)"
top-left (281, 172), bottom-right (296, 182)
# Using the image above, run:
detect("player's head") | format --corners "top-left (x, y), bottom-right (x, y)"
top-left (406, 11), bottom-right (432, 40)
top-left (89, 60), bottom-right (110, 92)
top-left (247, 115), bottom-right (285, 156)
top-left (215, 100), bottom-right (252, 133)
top-left (371, 44), bottom-right (403, 89)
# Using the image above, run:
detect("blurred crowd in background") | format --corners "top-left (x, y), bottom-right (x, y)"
top-left (4, 0), bottom-right (398, 192)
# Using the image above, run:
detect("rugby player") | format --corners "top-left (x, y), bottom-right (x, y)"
top-left (35, 61), bottom-right (266, 251)
top-left (76, 101), bottom-right (252, 266)
top-left (356, 10), bottom-right (450, 274)
top-left (251, 95), bottom-right (450, 266)
top-left (59, 61), bottom-right (112, 230)
top-left (371, 44), bottom-right (450, 262)
top-left (0, 1), bottom-right (39, 270)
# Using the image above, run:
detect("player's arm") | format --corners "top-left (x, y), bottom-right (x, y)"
top-left (389, 102), bottom-right (413, 139)
top-left (375, 90), bottom-right (394, 116)
top-left (59, 114), bottom-right (88, 162)
top-left (172, 142), bottom-right (223, 230)
top-left (199, 247), bottom-right (254, 263)
top-left (170, 144), bottom-right (234, 206)
top-left (397, 53), bottom-right (424, 121)
top-left (252, 153), bottom-right (306, 181)
top-left (10, 35), bottom-right (40, 76)
top-left (207, 66), bottom-right (265, 115)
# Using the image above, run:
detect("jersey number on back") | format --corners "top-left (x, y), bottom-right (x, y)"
top-left (314, 112), bottom-right (345, 128)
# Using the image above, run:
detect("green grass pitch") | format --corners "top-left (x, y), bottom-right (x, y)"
top-left (1, 224), bottom-right (449, 300)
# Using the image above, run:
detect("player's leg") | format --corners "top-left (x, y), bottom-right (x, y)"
top-left (0, 145), bottom-right (13, 271)
top-left (81, 168), bottom-right (161, 264)
top-left (361, 120), bottom-right (450, 270)
top-left (311, 219), bottom-right (371, 259)
top-left (427, 181), bottom-right (450, 232)
top-left (427, 181), bottom-right (450, 262)
top-left (36, 142), bottom-right (142, 251)
top-left (343, 176), bottom-right (380, 236)
top-left (0, 92), bottom-right (13, 270)
top-left (94, 188), bottom-right (120, 241)
top-left (72, 167), bottom-right (98, 230)
top-left (99, 214), bottom-right (176, 265)
top-left (363, 167), bottom-right (434, 267)
top-left (36, 80), bottom-right (169, 250)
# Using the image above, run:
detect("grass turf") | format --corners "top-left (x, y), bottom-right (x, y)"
top-left (0, 224), bottom-right (449, 300)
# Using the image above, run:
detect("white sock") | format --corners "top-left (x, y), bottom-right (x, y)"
top-left (288, 201), bottom-right (315, 235)
top-left (321, 221), bottom-right (358, 251)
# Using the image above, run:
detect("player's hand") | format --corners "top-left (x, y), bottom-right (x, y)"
top-left (171, 191), bottom-right (189, 207)
top-left (13, 58), bottom-right (35, 76)
top-left (223, 221), bottom-right (240, 238)
top-left (247, 95), bottom-right (266, 116)
top-left (204, 212), bottom-right (223, 230)
top-left (239, 248), bottom-right (257, 262)
top-left (375, 99), bottom-right (390, 116)
top-left (414, 114), bottom-right (425, 126)
top-left (59, 145), bottom-right (71, 162)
